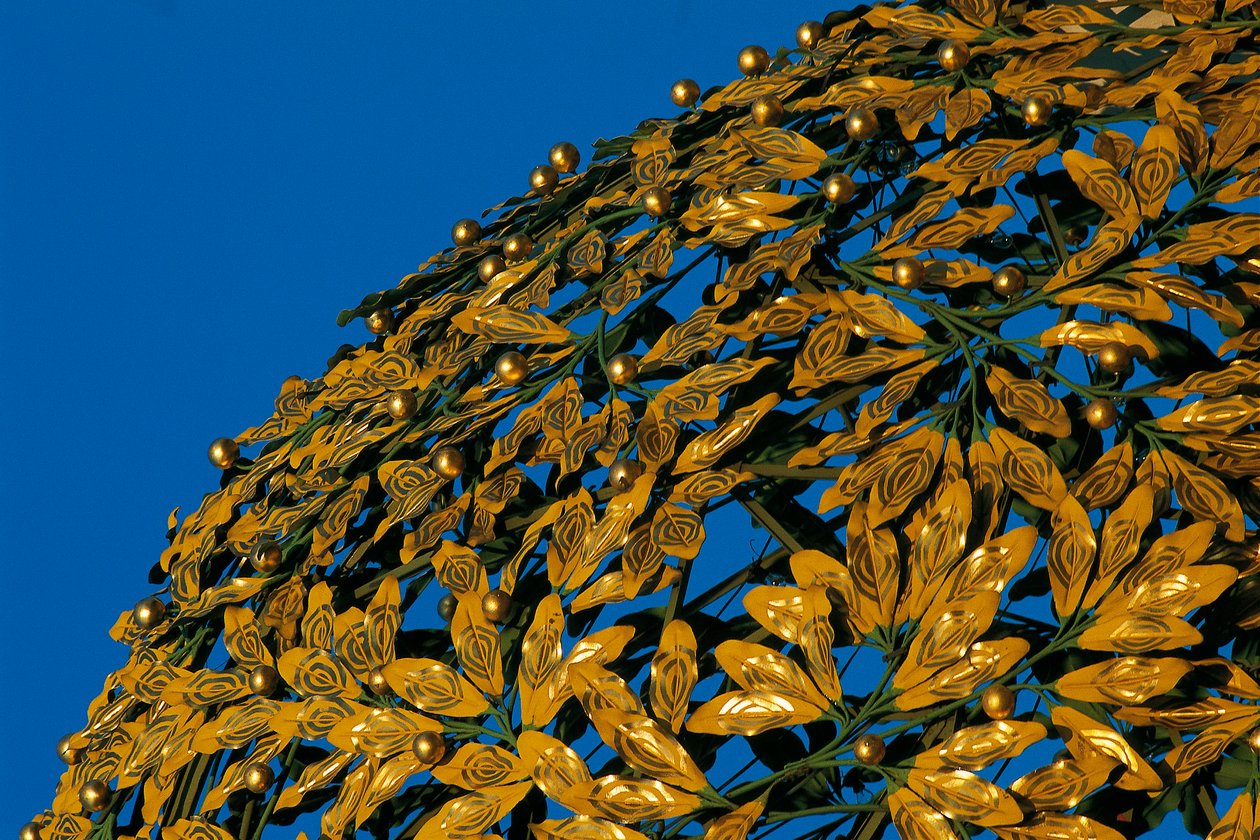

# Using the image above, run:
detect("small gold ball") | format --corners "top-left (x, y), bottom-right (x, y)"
top-left (891, 258), bottom-right (925, 290)
top-left (132, 597), bottom-right (166, 630)
top-left (981, 684), bottom-right (1017, 720)
top-left (1247, 728), bottom-right (1260, 755)
top-left (991, 266), bottom-right (1026, 298)
top-left (796, 20), bottom-right (824, 50)
top-left (365, 307), bottom-right (395, 336)
top-left (1064, 225), bottom-right (1089, 247)
top-left (208, 437), bottom-right (240, 470)
top-left (56, 734), bottom-right (83, 766)
top-left (19, 822), bottom-right (41, 840)
top-left (78, 780), bottom-right (111, 813)
top-left (845, 107), bottom-right (879, 141)
top-left (1022, 95), bottom-right (1052, 126)
top-left (431, 446), bottom-right (465, 481)
top-left (750, 95), bottom-right (784, 127)
top-left (385, 390), bottom-right (418, 421)
top-left (477, 255), bottom-right (507, 282)
top-left (243, 762), bottom-right (274, 794)
top-left (494, 351), bottom-right (529, 386)
top-left (248, 664), bottom-right (280, 697)
top-left (367, 666), bottom-right (392, 696)
top-left (549, 142), bottom-right (580, 174)
top-left (1084, 399), bottom-right (1118, 430)
top-left (670, 79), bottom-right (701, 108)
top-left (436, 593), bottom-right (458, 622)
top-left (607, 353), bottom-right (640, 386)
top-left (482, 588), bottom-right (513, 624)
top-left (502, 232), bottom-right (533, 263)
top-left (822, 173), bottom-right (856, 204)
top-left (451, 218), bottom-right (482, 247)
top-left (642, 186), bottom-right (671, 218)
top-left (737, 45), bottom-right (770, 77)
top-left (1097, 341), bottom-right (1132, 374)
top-left (608, 459), bottom-right (643, 492)
top-left (937, 39), bottom-right (971, 72)
top-left (529, 164), bottom-right (559, 196)
top-left (412, 731), bottom-right (447, 764)
top-left (251, 540), bottom-right (283, 574)
top-left (853, 734), bottom-right (886, 765)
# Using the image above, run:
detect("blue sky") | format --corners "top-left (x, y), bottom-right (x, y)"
top-left (0, 0), bottom-right (826, 828)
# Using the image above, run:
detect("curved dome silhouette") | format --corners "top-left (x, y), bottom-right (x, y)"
top-left (25, 2), bottom-right (1260, 839)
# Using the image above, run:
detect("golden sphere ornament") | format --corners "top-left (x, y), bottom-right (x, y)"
top-left (853, 734), bottom-right (886, 765)
top-left (607, 353), bottom-right (639, 385)
top-left (991, 266), bottom-right (1026, 298)
top-left (1064, 225), bottom-right (1089, 247)
top-left (412, 731), bottom-right (447, 765)
top-left (549, 142), bottom-right (580, 174)
top-left (478, 254), bottom-right (507, 282)
top-left (750, 95), bottom-right (784, 127)
top-left (451, 218), bottom-right (482, 247)
top-left (1022, 95), bottom-right (1052, 126)
top-left (78, 780), bottom-right (111, 813)
top-left (56, 734), bottom-right (83, 766)
top-left (822, 172), bottom-right (856, 204)
top-left (385, 389), bottom-right (418, 421)
top-left (494, 350), bottom-right (529, 385)
top-left (642, 186), bottom-right (671, 218)
top-left (482, 588), bottom-right (513, 624)
top-left (365, 307), bottom-right (395, 336)
top-left (530, 164), bottom-right (559, 196)
top-left (436, 593), bottom-right (458, 622)
top-left (1097, 341), bottom-right (1132, 374)
top-left (845, 107), bottom-right (879, 141)
top-left (248, 663), bottom-right (280, 697)
top-left (737, 45), bottom-right (770, 77)
top-left (367, 666), bottom-right (392, 696)
top-left (937, 39), bottom-right (971, 72)
top-left (981, 684), bottom-right (1017, 720)
top-left (250, 540), bottom-right (283, 574)
top-left (132, 596), bottom-right (165, 630)
top-left (1247, 728), bottom-right (1260, 756)
top-left (892, 257), bottom-right (925, 290)
top-left (796, 20), bottom-right (824, 50)
top-left (243, 762), bottom-right (274, 794)
top-left (208, 437), bottom-right (240, 470)
top-left (502, 232), bottom-right (533, 263)
top-left (1084, 399), bottom-right (1118, 430)
top-left (431, 446), bottom-right (465, 480)
top-left (18, 823), bottom-right (41, 840)
top-left (608, 458), bottom-right (643, 492)
top-left (670, 78), bottom-right (701, 108)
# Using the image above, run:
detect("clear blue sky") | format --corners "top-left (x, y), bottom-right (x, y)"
top-left (0, 0), bottom-right (826, 828)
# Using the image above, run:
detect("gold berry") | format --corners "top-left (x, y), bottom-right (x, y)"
top-left (892, 257), bottom-right (925, 290)
top-left (529, 164), bottom-right (559, 196)
top-left (19, 823), bottom-right (41, 840)
top-left (549, 142), bottom-right (580, 174)
top-left (642, 186), bottom-right (671, 218)
top-left (494, 350), bottom-right (529, 386)
top-left (853, 734), bottom-right (886, 765)
top-left (822, 173), bottom-right (856, 204)
top-left (78, 780), bottom-right (111, 813)
top-left (57, 734), bottom-right (84, 766)
top-left (365, 307), bottom-right (394, 336)
top-left (1097, 341), bottom-right (1132, 374)
top-left (431, 446), bottom-right (465, 480)
top-left (437, 593), bottom-right (458, 622)
top-left (482, 588), bottom-right (513, 624)
top-left (412, 730), bottom-right (447, 764)
top-left (243, 762), bottom-right (274, 794)
top-left (1022, 95), bottom-right (1052, 126)
top-left (248, 664), bottom-right (280, 697)
top-left (1247, 728), bottom-right (1260, 756)
top-left (132, 597), bottom-right (166, 630)
top-left (451, 218), bottom-right (482, 247)
top-left (751, 95), bottom-right (784, 127)
top-left (250, 540), bottom-right (283, 574)
top-left (608, 458), bottom-right (644, 492)
top-left (502, 232), bottom-right (533, 263)
top-left (1084, 399), bottom-right (1118, 430)
top-left (796, 20), bottom-right (824, 50)
top-left (845, 107), bottom-right (879, 141)
top-left (478, 254), bottom-right (507, 282)
top-left (367, 666), bottom-right (392, 696)
top-left (208, 437), bottom-right (240, 470)
top-left (670, 78), bottom-right (701, 108)
top-left (385, 390), bottom-right (418, 421)
top-left (991, 266), bottom-right (1026, 298)
top-left (607, 353), bottom-right (640, 386)
top-left (937, 39), bottom-right (971, 72)
top-left (981, 684), bottom-right (1016, 720)
top-left (737, 45), bottom-right (770, 77)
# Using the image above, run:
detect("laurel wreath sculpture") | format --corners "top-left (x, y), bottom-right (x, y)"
top-left (25, 1), bottom-right (1260, 839)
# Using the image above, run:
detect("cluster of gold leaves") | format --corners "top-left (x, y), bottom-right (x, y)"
top-left (30, 1), bottom-right (1260, 839)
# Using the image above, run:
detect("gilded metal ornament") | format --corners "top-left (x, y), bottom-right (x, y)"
top-left (28, 4), bottom-right (1260, 840)
top-left (207, 436), bottom-right (239, 469)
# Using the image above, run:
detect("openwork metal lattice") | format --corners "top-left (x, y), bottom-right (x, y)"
top-left (26, 2), bottom-right (1260, 839)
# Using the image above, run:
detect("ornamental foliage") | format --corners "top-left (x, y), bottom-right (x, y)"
top-left (27, 1), bottom-right (1260, 839)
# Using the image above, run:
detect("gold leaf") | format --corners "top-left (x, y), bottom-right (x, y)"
top-left (986, 365), bottom-right (1071, 437)
top-left (989, 426), bottom-right (1067, 510)
top-left (906, 768), bottom-right (1024, 827)
top-left (918, 720), bottom-right (1047, 771)
top-left (944, 88), bottom-right (990, 141)
top-left (1129, 125), bottom-right (1178, 219)
top-left (415, 781), bottom-right (532, 840)
top-left (1155, 89), bottom-right (1209, 175)
top-left (685, 689), bottom-right (822, 736)
top-left (1207, 791), bottom-right (1256, 840)
top-left (897, 638), bottom-right (1029, 710)
top-left (701, 800), bottom-right (765, 840)
top-left (1209, 93), bottom-right (1260, 171)
top-left (1056, 657), bottom-right (1193, 706)
top-left (452, 590), bottom-right (504, 697)
top-left (1071, 442), bottom-right (1133, 510)
top-left (449, 306), bottom-right (573, 345)
top-left (894, 591), bottom-right (1001, 690)
top-left (732, 126), bottom-right (827, 180)
top-left (798, 586), bottom-right (843, 702)
top-left (1162, 449), bottom-right (1246, 540)
top-left (223, 606), bottom-right (274, 669)
top-left (1062, 150), bottom-right (1138, 219)
top-left (651, 620), bottom-right (698, 734)
top-left (888, 786), bottom-right (960, 840)
top-left (675, 393), bottom-right (779, 473)
top-left (1051, 705), bottom-right (1162, 791)
top-left (328, 707), bottom-right (440, 758)
top-left (559, 776), bottom-right (700, 823)
top-left (430, 743), bottom-right (528, 790)
top-left (382, 658), bottom-right (489, 717)
top-left (1009, 755), bottom-right (1116, 811)
top-left (277, 647), bottom-right (359, 699)
top-left (590, 708), bottom-right (708, 792)
top-left (532, 818), bottom-right (652, 840)
top-left (1048, 495), bottom-right (1096, 616)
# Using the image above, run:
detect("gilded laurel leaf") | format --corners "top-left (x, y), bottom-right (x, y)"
top-left (986, 365), bottom-right (1071, 438)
